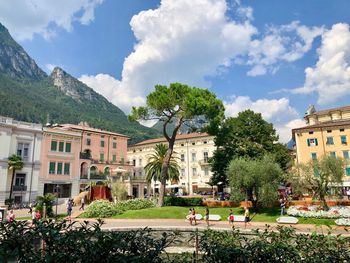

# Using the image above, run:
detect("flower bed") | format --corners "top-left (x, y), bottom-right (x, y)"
top-left (287, 205), bottom-right (350, 218)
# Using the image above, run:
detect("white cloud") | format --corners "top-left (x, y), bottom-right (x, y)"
top-left (290, 23), bottom-right (350, 104)
top-left (0, 0), bottom-right (104, 40)
top-left (224, 96), bottom-right (303, 142)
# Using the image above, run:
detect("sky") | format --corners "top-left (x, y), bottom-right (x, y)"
top-left (0, 0), bottom-right (349, 143)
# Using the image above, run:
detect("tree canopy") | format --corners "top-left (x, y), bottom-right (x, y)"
top-left (129, 83), bottom-right (224, 206)
top-left (210, 110), bottom-right (290, 187)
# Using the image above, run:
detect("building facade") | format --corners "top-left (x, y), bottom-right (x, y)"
top-left (127, 132), bottom-right (215, 197)
top-left (0, 116), bottom-right (42, 205)
top-left (293, 105), bottom-right (350, 186)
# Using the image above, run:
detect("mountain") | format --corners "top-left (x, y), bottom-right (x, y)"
top-left (0, 22), bottom-right (160, 144)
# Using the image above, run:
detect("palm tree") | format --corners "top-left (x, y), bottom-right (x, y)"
top-left (8, 154), bottom-right (24, 200)
top-left (144, 144), bottom-right (180, 206)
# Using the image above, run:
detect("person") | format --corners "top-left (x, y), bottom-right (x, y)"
top-left (31, 209), bottom-right (36, 224)
top-left (35, 210), bottom-right (41, 222)
top-left (188, 208), bottom-right (193, 225)
top-left (205, 207), bottom-right (209, 226)
top-left (67, 199), bottom-right (73, 221)
top-left (244, 207), bottom-right (251, 229)
top-left (28, 203), bottom-right (33, 214)
top-left (7, 210), bottom-right (15, 223)
top-left (347, 189), bottom-right (350, 200)
top-left (191, 207), bottom-right (197, 225)
top-left (280, 198), bottom-right (286, 216)
top-left (228, 209), bottom-right (234, 227)
top-left (79, 197), bottom-right (85, 211)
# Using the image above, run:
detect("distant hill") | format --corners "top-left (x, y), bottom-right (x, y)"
top-left (0, 22), bottom-right (160, 144)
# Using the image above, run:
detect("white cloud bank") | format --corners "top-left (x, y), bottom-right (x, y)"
top-left (224, 96), bottom-right (304, 143)
top-left (79, 0), bottom-right (322, 114)
top-left (290, 23), bottom-right (350, 104)
top-left (0, 0), bottom-right (104, 40)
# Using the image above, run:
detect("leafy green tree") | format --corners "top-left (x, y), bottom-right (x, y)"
top-left (144, 144), bottom-right (180, 199)
top-left (7, 154), bottom-right (24, 200)
top-left (227, 155), bottom-right (284, 209)
top-left (210, 110), bottom-right (290, 189)
top-left (36, 193), bottom-right (56, 217)
top-left (129, 83), bottom-right (224, 206)
top-left (296, 155), bottom-right (344, 210)
top-left (110, 181), bottom-right (128, 202)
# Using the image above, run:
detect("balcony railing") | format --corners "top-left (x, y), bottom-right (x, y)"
top-left (13, 185), bottom-right (27, 191)
top-left (89, 174), bottom-right (107, 180)
top-left (80, 152), bottom-right (91, 159)
top-left (199, 159), bottom-right (210, 166)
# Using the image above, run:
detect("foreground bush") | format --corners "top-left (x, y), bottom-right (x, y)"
top-left (164, 196), bottom-right (202, 206)
top-left (84, 198), bottom-right (155, 218)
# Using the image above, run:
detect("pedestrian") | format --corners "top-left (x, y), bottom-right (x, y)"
top-left (244, 207), bottom-right (251, 229)
top-left (35, 209), bottom-right (41, 222)
top-left (67, 199), bottom-right (73, 221)
top-left (79, 197), bottom-right (85, 211)
top-left (191, 207), bottom-right (197, 225)
top-left (7, 210), bottom-right (15, 223)
top-left (347, 189), bottom-right (350, 200)
top-left (188, 208), bottom-right (193, 225)
top-left (228, 209), bottom-right (234, 227)
top-left (205, 207), bottom-right (209, 226)
top-left (28, 203), bottom-right (33, 214)
top-left (31, 209), bottom-right (36, 224)
top-left (280, 198), bottom-right (286, 216)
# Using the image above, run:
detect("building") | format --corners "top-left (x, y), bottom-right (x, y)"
top-left (39, 126), bottom-right (82, 199)
top-left (61, 122), bottom-right (130, 194)
top-left (0, 116), bottom-right (42, 205)
top-left (292, 105), bottom-right (350, 185)
top-left (127, 132), bottom-right (215, 197)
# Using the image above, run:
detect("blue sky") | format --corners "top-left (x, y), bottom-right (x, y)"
top-left (0, 0), bottom-right (349, 142)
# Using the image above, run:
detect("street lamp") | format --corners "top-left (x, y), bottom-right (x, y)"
top-left (54, 184), bottom-right (60, 218)
top-left (20, 183), bottom-right (24, 208)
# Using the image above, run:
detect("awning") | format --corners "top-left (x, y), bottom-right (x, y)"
top-left (112, 167), bottom-right (127, 173)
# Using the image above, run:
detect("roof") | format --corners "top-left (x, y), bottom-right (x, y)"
top-left (61, 123), bottom-right (129, 138)
top-left (308, 105), bottom-right (350, 116)
top-left (130, 132), bottom-right (212, 147)
top-left (292, 119), bottom-right (350, 133)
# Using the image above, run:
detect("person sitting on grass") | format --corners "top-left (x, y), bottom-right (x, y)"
top-left (244, 207), bottom-right (251, 229)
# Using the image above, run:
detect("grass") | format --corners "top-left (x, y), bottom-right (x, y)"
top-left (108, 206), bottom-right (336, 225)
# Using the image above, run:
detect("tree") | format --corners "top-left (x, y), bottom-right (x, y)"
top-left (227, 155), bottom-right (284, 210)
top-left (129, 83), bottom-right (224, 206)
top-left (210, 110), bottom-right (290, 189)
top-left (7, 154), bottom-right (24, 200)
top-left (110, 181), bottom-right (128, 202)
top-left (295, 155), bottom-right (344, 210)
top-left (144, 144), bottom-right (180, 198)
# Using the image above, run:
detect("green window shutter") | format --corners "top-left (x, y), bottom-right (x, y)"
top-left (49, 162), bottom-right (56, 174)
top-left (65, 142), bottom-right (71, 153)
top-left (59, 141), bottom-right (64, 152)
top-left (343, 151), bottom-right (349, 160)
top-left (113, 142), bottom-right (117, 149)
top-left (112, 155), bottom-right (116, 162)
top-left (346, 167), bottom-right (350, 176)
top-left (311, 153), bottom-right (317, 160)
top-left (100, 141), bottom-right (105, 147)
top-left (64, 163), bottom-right (70, 175)
top-left (330, 151), bottom-right (336, 158)
top-left (315, 139), bottom-right (318, 146)
top-left (57, 163), bottom-right (63, 174)
top-left (51, 141), bottom-right (57, 151)
top-left (100, 153), bottom-right (104, 162)
top-left (313, 168), bottom-right (320, 177)
top-left (307, 139), bottom-right (310, 146)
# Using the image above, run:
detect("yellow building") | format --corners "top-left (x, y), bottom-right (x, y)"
top-left (292, 105), bottom-right (350, 185)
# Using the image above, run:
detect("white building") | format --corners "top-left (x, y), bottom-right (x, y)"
top-left (127, 132), bottom-right (215, 197)
top-left (0, 116), bottom-right (42, 205)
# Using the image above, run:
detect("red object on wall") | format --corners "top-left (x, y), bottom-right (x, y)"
top-left (90, 186), bottom-right (112, 201)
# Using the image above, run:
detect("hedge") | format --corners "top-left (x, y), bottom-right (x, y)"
top-left (164, 196), bottom-right (203, 206)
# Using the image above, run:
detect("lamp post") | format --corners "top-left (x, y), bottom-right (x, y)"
top-left (54, 184), bottom-right (60, 218)
top-left (20, 183), bottom-right (24, 208)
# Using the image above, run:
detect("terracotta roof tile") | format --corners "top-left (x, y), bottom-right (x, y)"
top-left (311, 105), bottom-right (350, 116)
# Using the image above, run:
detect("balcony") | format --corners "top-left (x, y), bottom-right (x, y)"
top-left (199, 159), bottom-right (210, 166)
top-left (89, 174), bottom-right (107, 180)
top-left (80, 152), bottom-right (91, 160)
top-left (13, 185), bottom-right (27, 191)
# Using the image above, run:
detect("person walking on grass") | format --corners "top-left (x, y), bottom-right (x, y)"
top-left (229, 209), bottom-right (234, 227)
top-left (205, 207), bottom-right (209, 226)
top-left (244, 207), bottom-right (251, 229)
top-left (79, 197), bottom-right (85, 211)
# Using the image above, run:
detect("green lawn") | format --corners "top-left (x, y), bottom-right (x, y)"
top-left (109, 206), bottom-right (336, 225)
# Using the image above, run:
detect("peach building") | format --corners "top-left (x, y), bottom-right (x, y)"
top-left (292, 105), bottom-right (350, 186)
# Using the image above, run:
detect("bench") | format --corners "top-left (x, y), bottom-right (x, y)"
top-left (276, 216), bottom-right (298, 224)
top-left (227, 215), bottom-right (245, 222)
top-left (335, 218), bottom-right (350, 226)
top-left (208, 214), bottom-right (221, 221)
top-left (186, 214), bottom-right (203, 220)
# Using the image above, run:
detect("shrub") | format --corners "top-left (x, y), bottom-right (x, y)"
top-left (164, 197), bottom-right (202, 206)
top-left (36, 194), bottom-right (55, 217)
top-left (116, 198), bottom-right (155, 211)
top-left (84, 200), bottom-right (122, 218)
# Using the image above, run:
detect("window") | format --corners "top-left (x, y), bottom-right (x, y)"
top-left (181, 154), bottom-right (185, 162)
top-left (15, 174), bottom-right (25, 186)
top-left (330, 151), bottom-right (336, 158)
top-left (192, 142), bottom-right (196, 145)
top-left (341, 135), bottom-right (347, 145)
top-left (192, 168), bottom-right (197, 176)
top-left (340, 128), bottom-right (345, 132)
top-left (64, 163), bottom-right (70, 175)
top-left (101, 135), bottom-right (105, 138)
top-left (57, 163), bottom-right (63, 174)
top-left (309, 131), bottom-right (314, 134)
top-left (181, 143), bottom-right (184, 147)
top-left (133, 159), bottom-right (136, 166)
top-left (86, 133), bottom-right (91, 136)
top-left (346, 167), bottom-right (350, 176)
top-left (204, 167), bottom-right (209, 176)
top-left (327, 130), bottom-right (332, 133)
top-left (311, 153), bottom-right (317, 160)
top-left (203, 140), bottom-right (207, 144)
top-left (86, 138), bottom-right (91, 146)
top-left (120, 158), bottom-right (125, 164)
top-left (113, 137), bottom-right (116, 140)
top-left (17, 143), bottom-right (29, 160)
top-left (112, 155), bottom-right (117, 162)
top-left (57, 141), bottom-right (64, 152)
top-left (65, 142), bottom-right (71, 153)
top-left (343, 151), bottom-right (349, 160)
top-left (112, 142), bottom-right (117, 149)
top-left (100, 153), bottom-right (104, 162)
top-left (181, 169), bottom-right (185, 178)
top-left (203, 152), bottom-right (209, 162)
top-left (139, 159), bottom-right (142, 166)
top-left (191, 152), bottom-right (196, 161)
top-left (326, 137), bottom-right (334, 145)
top-left (51, 141), bottom-right (57, 151)
top-left (100, 140), bottom-right (105, 147)
top-left (307, 138), bottom-right (318, 147)
top-left (49, 162), bottom-right (56, 174)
